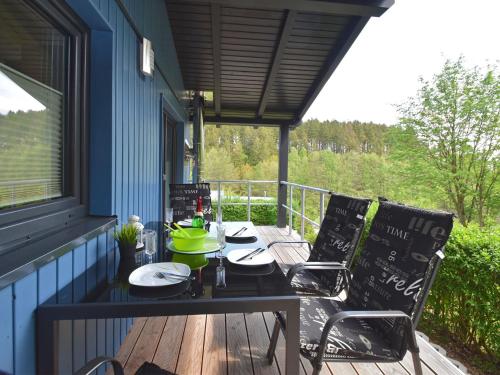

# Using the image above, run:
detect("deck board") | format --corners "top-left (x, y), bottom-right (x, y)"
top-left (112, 225), bottom-right (464, 375)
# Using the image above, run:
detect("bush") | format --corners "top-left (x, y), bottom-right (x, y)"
top-left (215, 202), bottom-right (277, 226)
top-left (422, 224), bottom-right (500, 367)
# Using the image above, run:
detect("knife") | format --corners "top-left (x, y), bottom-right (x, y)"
top-left (231, 227), bottom-right (247, 237)
top-left (236, 247), bottom-right (263, 262)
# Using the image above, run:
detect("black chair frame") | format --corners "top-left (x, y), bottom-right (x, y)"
top-left (74, 356), bottom-right (124, 375)
top-left (267, 209), bottom-right (367, 297)
top-left (266, 249), bottom-right (445, 375)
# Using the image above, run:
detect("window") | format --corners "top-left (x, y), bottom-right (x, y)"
top-left (0, 0), bottom-right (88, 251)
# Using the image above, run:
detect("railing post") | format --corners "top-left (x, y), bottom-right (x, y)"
top-left (319, 193), bottom-right (325, 224)
top-left (289, 186), bottom-right (293, 235)
top-left (300, 188), bottom-right (305, 240)
top-left (277, 124), bottom-right (289, 228)
top-left (247, 181), bottom-right (252, 222)
top-left (217, 181), bottom-right (222, 221)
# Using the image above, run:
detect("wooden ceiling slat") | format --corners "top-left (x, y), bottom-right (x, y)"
top-left (172, 33), bottom-right (212, 43)
top-left (166, 3), bottom-right (210, 15)
top-left (295, 12), bottom-right (352, 25)
top-left (280, 59), bottom-right (324, 68)
top-left (293, 20), bottom-right (345, 32)
top-left (222, 37), bottom-right (276, 48)
top-left (221, 55), bottom-right (272, 64)
top-left (221, 71), bottom-right (267, 79)
top-left (221, 49), bottom-right (272, 58)
top-left (221, 31), bottom-right (279, 42)
top-left (221, 60), bottom-right (270, 69)
top-left (221, 7), bottom-right (284, 20)
top-left (286, 41), bottom-right (333, 51)
top-left (221, 23), bottom-right (280, 34)
top-left (291, 28), bottom-right (340, 38)
top-left (168, 13), bottom-right (211, 23)
top-left (221, 44), bottom-right (275, 53)
top-left (222, 16), bottom-right (282, 27)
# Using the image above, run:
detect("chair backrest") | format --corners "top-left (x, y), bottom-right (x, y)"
top-left (309, 193), bottom-right (371, 291)
top-left (169, 183), bottom-right (213, 222)
top-left (347, 200), bottom-right (453, 353)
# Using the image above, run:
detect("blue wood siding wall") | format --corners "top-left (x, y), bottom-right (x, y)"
top-left (0, 230), bottom-right (122, 374)
top-left (0, 0), bottom-right (187, 373)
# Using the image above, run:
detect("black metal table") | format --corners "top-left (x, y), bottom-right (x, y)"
top-left (37, 222), bottom-right (300, 374)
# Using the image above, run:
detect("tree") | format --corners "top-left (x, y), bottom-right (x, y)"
top-left (398, 58), bottom-right (499, 226)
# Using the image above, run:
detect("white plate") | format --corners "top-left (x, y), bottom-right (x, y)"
top-left (128, 262), bottom-right (191, 287)
top-left (177, 219), bottom-right (192, 227)
top-left (227, 248), bottom-right (274, 267)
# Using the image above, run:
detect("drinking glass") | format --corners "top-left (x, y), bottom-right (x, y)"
top-left (216, 224), bottom-right (226, 287)
top-left (144, 229), bottom-right (157, 264)
top-left (165, 207), bottom-right (174, 224)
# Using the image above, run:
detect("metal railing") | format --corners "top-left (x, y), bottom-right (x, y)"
top-left (280, 181), bottom-right (330, 240)
top-left (203, 180), bottom-right (277, 221)
top-left (203, 179), bottom-right (331, 240)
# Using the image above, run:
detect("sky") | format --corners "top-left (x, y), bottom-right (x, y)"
top-left (0, 70), bottom-right (45, 115)
top-left (303, 0), bottom-right (500, 125)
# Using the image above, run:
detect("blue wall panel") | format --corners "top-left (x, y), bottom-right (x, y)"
top-left (13, 273), bottom-right (37, 375)
top-left (0, 286), bottom-right (13, 373)
top-left (0, 0), bottom-right (188, 372)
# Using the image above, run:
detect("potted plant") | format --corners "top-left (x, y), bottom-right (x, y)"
top-left (114, 223), bottom-right (139, 260)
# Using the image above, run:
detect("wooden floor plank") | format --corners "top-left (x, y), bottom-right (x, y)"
top-left (153, 315), bottom-right (188, 373)
top-left (226, 313), bottom-right (254, 375)
top-left (176, 315), bottom-right (207, 375)
top-left (399, 351), bottom-right (436, 375)
top-left (114, 317), bottom-right (147, 367)
top-left (262, 312), bottom-right (308, 375)
top-left (202, 314), bottom-right (227, 375)
top-left (245, 312), bottom-right (280, 375)
top-left (376, 361), bottom-right (411, 375)
top-left (123, 317), bottom-right (167, 375)
top-left (352, 362), bottom-right (384, 375)
top-left (416, 337), bottom-right (463, 375)
top-left (326, 362), bottom-right (358, 375)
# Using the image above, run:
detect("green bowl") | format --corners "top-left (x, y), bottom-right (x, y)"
top-left (170, 228), bottom-right (208, 251)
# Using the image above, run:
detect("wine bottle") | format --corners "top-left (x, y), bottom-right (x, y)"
top-left (192, 196), bottom-right (205, 229)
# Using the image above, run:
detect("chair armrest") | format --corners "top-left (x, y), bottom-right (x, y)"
top-left (286, 262), bottom-right (349, 283)
top-left (74, 356), bottom-right (124, 375)
top-left (267, 240), bottom-right (312, 252)
top-left (316, 310), bottom-right (418, 364)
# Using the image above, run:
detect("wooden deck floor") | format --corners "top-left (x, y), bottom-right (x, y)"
top-left (113, 226), bottom-right (464, 375)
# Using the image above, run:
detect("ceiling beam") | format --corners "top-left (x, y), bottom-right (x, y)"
top-left (211, 4), bottom-right (222, 116)
top-left (257, 10), bottom-right (297, 118)
top-left (296, 16), bottom-right (370, 121)
top-left (176, 0), bottom-right (394, 17)
top-left (204, 115), bottom-right (293, 127)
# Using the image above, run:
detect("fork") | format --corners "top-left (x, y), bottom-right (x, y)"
top-left (153, 271), bottom-right (191, 280)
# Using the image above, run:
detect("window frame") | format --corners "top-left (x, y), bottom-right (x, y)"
top-left (0, 0), bottom-right (89, 253)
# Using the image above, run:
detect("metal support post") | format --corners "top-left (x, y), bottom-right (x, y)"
top-left (277, 124), bottom-right (289, 227)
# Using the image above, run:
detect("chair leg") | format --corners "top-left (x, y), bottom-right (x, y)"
top-left (312, 362), bottom-right (323, 375)
top-left (266, 318), bottom-right (280, 364)
top-left (411, 349), bottom-right (423, 375)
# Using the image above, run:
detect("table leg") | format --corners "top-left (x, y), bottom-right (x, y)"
top-left (37, 316), bottom-right (55, 374)
top-left (285, 300), bottom-right (300, 375)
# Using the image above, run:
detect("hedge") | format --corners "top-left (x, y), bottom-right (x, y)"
top-left (216, 202), bottom-right (277, 226)
top-left (422, 223), bottom-right (499, 364)
top-left (354, 205), bottom-right (500, 367)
